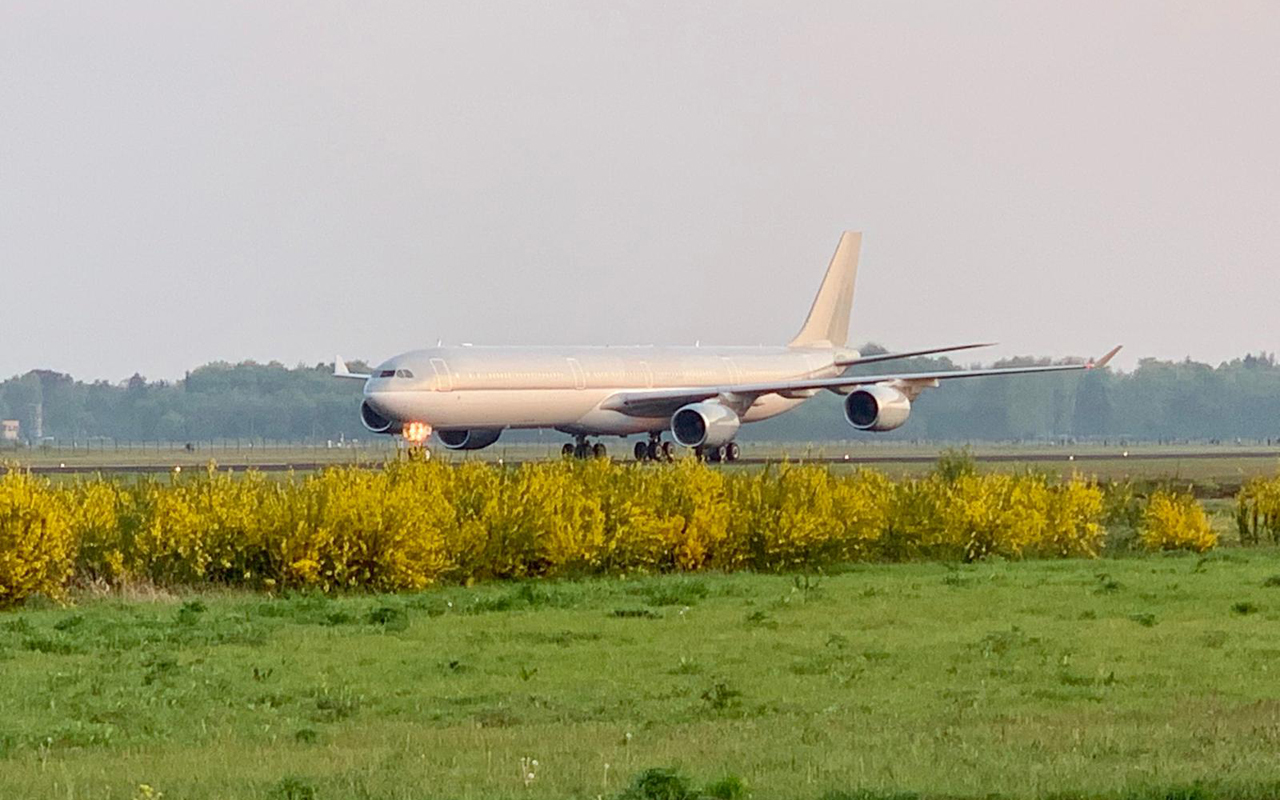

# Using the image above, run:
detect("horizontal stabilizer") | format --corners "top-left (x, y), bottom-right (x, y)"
top-left (835, 342), bottom-right (996, 368)
top-left (334, 356), bottom-right (371, 380)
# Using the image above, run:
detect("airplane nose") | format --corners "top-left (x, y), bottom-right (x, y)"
top-left (363, 389), bottom-right (393, 414)
top-left (364, 389), bottom-right (421, 424)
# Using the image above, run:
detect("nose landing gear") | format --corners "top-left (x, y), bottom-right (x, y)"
top-left (402, 422), bottom-right (433, 460)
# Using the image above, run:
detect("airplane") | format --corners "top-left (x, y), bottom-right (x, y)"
top-left (336, 232), bottom-right (1120, 461)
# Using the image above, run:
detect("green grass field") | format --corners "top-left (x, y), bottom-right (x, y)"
top-left (4, 553), bottom-right (1280, 799)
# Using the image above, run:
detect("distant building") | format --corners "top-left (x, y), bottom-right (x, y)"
top-left (1, 420), bottom-right (18, 442)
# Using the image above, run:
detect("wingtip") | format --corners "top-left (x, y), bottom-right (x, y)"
top-left (1088, 345), bottom-right (1123, 369)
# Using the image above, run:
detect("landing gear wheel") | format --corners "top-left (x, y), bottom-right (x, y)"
top-left (707, 447), bottom-right (724, 463)
top-left (725, 442), bottom-right (740, 462)
top-left (635, 441), bottom-right (649, 461)
top-left (647, 441), bottom-right (661, 461)
top-left (660, 441), bottom-right (675, 462)
top-left (573, 443), bottom-right (588, 459)
top-left (562, 443), bottom-right (575, 458)
top-left (592, 443), bottom-right (607, 459)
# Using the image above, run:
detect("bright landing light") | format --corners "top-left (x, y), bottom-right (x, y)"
top-left (402, 422), bottom-right (431, 444)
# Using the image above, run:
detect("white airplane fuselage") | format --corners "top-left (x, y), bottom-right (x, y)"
top-left (363, 344), bottom-right (849, 437)
top-left (346, 232), bottom-right (1114, 453)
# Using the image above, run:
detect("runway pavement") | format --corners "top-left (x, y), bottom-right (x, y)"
top-left (8, 448), bottom-right (1279, 475)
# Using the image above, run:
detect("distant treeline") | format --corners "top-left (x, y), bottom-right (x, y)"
top-left (0, 361), bottom-right (372, 443)
top-left (2, 349), bottom-right (1279, 443)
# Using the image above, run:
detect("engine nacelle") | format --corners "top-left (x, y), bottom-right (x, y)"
top-left (360, 401), bottom-right (397, 434)
top-left (671, 402), bottom-right (741, 448)
top-left (436, 428), bottom-right (503, 450)
top-left (843, 385), bottom-right (912, 432)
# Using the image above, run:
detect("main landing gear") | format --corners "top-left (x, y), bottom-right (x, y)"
top-left (561, 435), bottom-right (738, 463)
top-left (634, 433), bottom-right (675, 462)
top-left (697, 442), bottom-right (741, 463)
top-left (562, 436), bottom-right (608, 460)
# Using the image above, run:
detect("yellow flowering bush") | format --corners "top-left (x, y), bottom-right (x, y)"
top-left (933, 473), bottom-right (1105, 561)
top-left (0, 455), bottom-right (1128, 603)
top-left (940, 473), bottom-right (1045, 562)
top-left (875, 477), bottom-right (946, 561)
top-left (69, 479), bottom-right (132, 581)
top-left (0, 469), bottom-right (76, 606)
top-left (1141, 490), bottom-right (1217, 553)
top-left (1236, 476), bottom-right (1280, 546)
top-left (1041, 476), bottom-right (1106, 558)
top-left (132, 479), bottom-right (207, 584)
top-left (723, 465), bottom-right (889, 570)
top-left (637, 459), bottom-right (730, 571)
top-left (270, 462), bottom-right (455, 591)
top-left (471, 461), bottom-right (605, 578)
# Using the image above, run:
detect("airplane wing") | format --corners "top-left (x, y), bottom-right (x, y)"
top-left (602, 346), bottom-right (1122, 418)
top-left (333, 356), bottom-right (371, 380)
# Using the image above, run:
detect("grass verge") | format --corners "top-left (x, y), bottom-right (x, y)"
top-left (2, 553), bottom-right (1280, 798)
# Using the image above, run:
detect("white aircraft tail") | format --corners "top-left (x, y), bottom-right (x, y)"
top-left (788, 231), bottom-right (862, 348)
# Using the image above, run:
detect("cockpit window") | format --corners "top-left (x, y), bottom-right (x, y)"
top-left (396, 369), bottom-right (415, 378)
top-left (378, 370), bottom-right (395, 378)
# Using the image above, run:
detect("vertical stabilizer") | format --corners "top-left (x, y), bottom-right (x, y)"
top-left (788, 231), bottom-right (861, 348)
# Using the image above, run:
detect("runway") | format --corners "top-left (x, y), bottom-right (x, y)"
top-left (8, 448), bottom-right (1280, 475)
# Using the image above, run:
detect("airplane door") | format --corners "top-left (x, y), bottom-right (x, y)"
top-left (566, 358), bottom-right (586, 390)
top-left (430, 358), bottom-right (453, 392)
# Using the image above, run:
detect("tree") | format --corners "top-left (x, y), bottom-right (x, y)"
top-left (1072, 371), bottom-right (1112, 437)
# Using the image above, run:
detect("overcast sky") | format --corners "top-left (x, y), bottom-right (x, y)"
top-left (2, 1), bottom-right (1277, 382)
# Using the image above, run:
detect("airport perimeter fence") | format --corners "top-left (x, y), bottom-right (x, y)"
top-left (0, 437), bottom-right (402, 455)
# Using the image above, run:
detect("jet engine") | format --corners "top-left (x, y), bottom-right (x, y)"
top-left (671, 402), bottom-right (741, 448)
top-left (843, 385), bottom-right (912, 432)
top-left (360, 401), bottom-right (397, 434)
top-left (437, 428), bottom-right (503, 450)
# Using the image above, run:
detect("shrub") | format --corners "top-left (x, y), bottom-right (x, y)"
top-left (616, 767), bottom-right (695, 800)
top-left (1102, 480), bottom-right (1144, 538)
top-left (1141, 490), bottom-right (1217, 553)
top-left (68, 479), bottom-right (131, 582)
top-left (1236, 476), bottom-right (1280, 545)
top-left (0, 457), bottom-right (1142, 604)
top-left (701, 775), bottom-right (748, 800)
top-left (934, 447), bottom-right (977, 482)
top-left (941, 473), bottom-right (1045, 561)
top-left (1231, 601), bottom-right (1259, 616)
top-left (0, 470), bottom-right (76, 606)
top-left (1041, 476), bottom-right (1106, 558)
